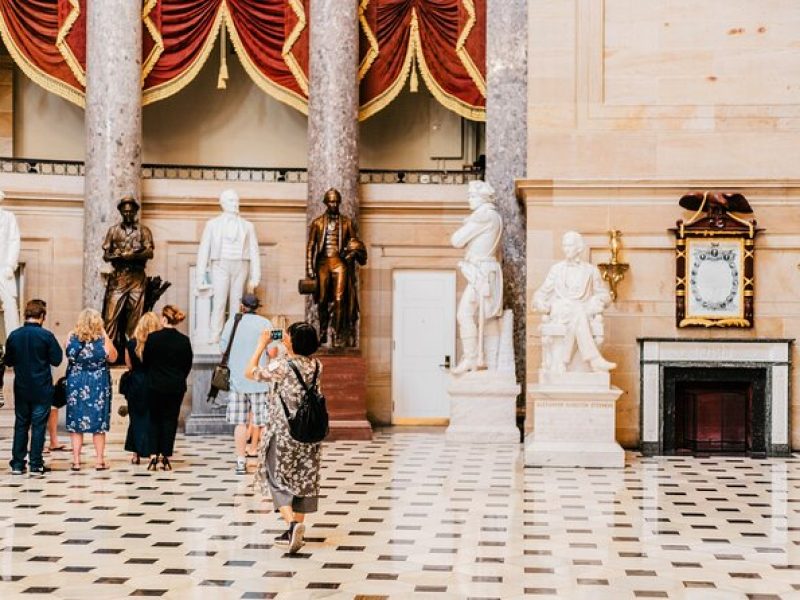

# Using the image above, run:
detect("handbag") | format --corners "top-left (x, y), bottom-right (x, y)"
top-left (53, 376), bottom-right (67, 409)
top-left (207, 313), bottom-right (243, 401)
top-left (279, 359), bottom-right (329, 444)
top-left (119, 370), bottom-right (132, 397)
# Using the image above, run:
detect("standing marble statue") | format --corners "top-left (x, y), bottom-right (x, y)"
top-left (0, 191), bottom-right (20, 338)
top-left (532, 231), bottom-right (615, 374)
top-left (450, 181), bottom-right (504, 374)
top-left (196, 189), bottom-right (261, 344)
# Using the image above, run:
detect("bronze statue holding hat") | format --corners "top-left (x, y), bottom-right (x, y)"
top-left (301, 188), bottom-right (367, 347)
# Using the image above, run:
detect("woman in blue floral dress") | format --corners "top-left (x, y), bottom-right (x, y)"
top-left (65, 308), bottom-right (118, 471)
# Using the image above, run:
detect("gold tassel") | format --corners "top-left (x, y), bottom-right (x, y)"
top-left (217, 21), bottom-right (229, 89)
top-left (409, 54), bottom-right (419, 93)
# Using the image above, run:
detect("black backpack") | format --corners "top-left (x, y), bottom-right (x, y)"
top-left (280, 359), bottom-right (329, 444)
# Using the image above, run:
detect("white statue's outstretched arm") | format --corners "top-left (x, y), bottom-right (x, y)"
top-left (4, 213), bottom-right (19, 280)
top-left (246, 221), bottom-right (261, 290)
top-left (196, 221), bottom-right (212, 288)
top-left (532, 268), bottom-right (556, 314)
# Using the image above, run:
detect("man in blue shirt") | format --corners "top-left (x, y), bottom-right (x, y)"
top-left (219, 293), bottom-right (273, 475)
top-left (4, 299), bottom-right (63, 475)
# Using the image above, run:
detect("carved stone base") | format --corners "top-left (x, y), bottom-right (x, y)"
top-left (184, 352), bottom-right (233, 435)
top-left (525, 385), bottom-right (625, 468)
top-left (446, 371), bottom-right (520, 443)
top-left (318, 350), bottom-right (373, 441)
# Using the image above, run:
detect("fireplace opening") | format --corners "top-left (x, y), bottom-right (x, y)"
top-left (663, 367), bottom-right (767, 457)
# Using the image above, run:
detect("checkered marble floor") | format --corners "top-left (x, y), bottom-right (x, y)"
top-left (0, 429), bottom-right (799, 599)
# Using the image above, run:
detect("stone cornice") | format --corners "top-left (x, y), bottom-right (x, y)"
top-left (516, 179), bottom-right (800, 206)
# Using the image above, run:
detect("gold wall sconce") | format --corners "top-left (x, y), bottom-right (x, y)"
top-left (597, 229), bottom-right (629, 302)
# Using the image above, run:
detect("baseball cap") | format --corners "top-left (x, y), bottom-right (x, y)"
top-left (241, 293), bottom-right (261, 309)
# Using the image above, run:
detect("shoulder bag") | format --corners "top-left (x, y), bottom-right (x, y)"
top-left (208, 313), bottom-right (243, 399)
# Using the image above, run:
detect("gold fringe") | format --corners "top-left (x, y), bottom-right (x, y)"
top-left (0, 11), bottom-right (85, 107)
top-left (142, 0), bottom-right (163, 84)
top-left (456, 0), bottom-right (486, 97)
top-left (142, 5), bottom-right (225, 106)
top-left (55, 0), bottom-right (85, 86)
top-left (679, 317), bottom-right (750, 328)
top-left (358, 9), bottom-right (417, 121)
top-left (217, 20), bottom-right (229, 89)
top-left (222, 4), bottom-right (309, 115)
top-left (283, 0), bottom-right (308, 96)
top-left (357, 0), bottom-right (378, 81)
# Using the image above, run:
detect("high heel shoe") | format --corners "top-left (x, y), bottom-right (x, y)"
top-left (130, 454), bottom-right (140, 465)
top-left (160, 456), bottom-right (172, 471)
top-left (146, 456), bottom-right (158, 471)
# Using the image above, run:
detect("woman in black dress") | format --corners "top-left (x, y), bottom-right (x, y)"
top-left (143, 305), bottom-right (193, 471)
top-left (123, 311), bottom-right (161, 464)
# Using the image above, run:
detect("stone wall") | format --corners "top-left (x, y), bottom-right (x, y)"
top-left (2, 175), bottom-right (469, 426)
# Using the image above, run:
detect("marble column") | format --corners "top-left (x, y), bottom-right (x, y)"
top-left (83, 1), bottom-right (142, 310)
top-left (306, 0), bottom-right (359, 229)
top-left (486, 0), bottom-right (528, 403)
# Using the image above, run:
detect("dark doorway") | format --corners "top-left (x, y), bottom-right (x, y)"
top-left (663, 367), bottom-right (767, 456)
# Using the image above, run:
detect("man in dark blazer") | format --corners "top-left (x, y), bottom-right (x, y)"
top-left (4, 299), bottom-right (63, 476)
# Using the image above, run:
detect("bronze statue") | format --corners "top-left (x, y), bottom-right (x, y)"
top-left (302, 189), bottom-right (367, 347)
top-left (101, 197), bottom-right (155, 354)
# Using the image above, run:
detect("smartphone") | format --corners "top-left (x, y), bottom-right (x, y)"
top-left (270, 329), bottom-right (283, 341)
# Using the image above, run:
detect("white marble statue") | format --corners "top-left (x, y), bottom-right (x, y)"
top-left (0, 191), bottom-right (20, 338)
top-left (450, 180), bottom-right (504, 374)
top-left (533, 231), bottom-right (616, 374)
top-left (196, 189), bottom-right (261, 344)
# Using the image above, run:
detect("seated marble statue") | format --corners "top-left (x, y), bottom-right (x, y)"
top-left (533, 231), bottom-right (616, 374)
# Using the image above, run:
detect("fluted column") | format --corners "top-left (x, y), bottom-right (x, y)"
top-left (486, 0), bottom-right (528, 396)
top-left (306, 0), bottom-right (360, 228)
top-left (83, 1), bottom-right (142, 309)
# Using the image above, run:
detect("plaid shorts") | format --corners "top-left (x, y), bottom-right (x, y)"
top-left (225, 392), bottom-right (269, 426)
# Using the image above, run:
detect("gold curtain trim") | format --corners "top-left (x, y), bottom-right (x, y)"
top-left (282, 0), bottom-right (308, 96)
top-left (142, 4), bottom-right (225, 106)
top-left (358, 8), bottom-right (417, 121)
top-left (55, 0), bottom-right (85, 86)
top-left (222, 4), bottom-right (308, 114)
top-left (357, 0), bottom-right (378, 81)
top-left (0, 10), bottom-right (85, 107)
top-left (142, 0), bottom-right (164, 84)
top-left (456, 0), bottom-right (485, 97)
top-left (679, 317), bottom-right (750, 328)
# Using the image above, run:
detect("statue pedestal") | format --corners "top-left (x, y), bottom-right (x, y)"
top-left (318, 350), bottom-right (372, 441)
top-left (184, 352), bottom-right (233, 435)
top-left (445, 371), bottom-right (520, 443)
top-left (525, 383), bottom-right (624, 468)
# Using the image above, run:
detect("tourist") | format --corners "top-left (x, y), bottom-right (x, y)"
top-left (5, 299), bottom-right (63, 476)
top-left (245, 321), bottom-right (322, 554)
top-left (123, 311), bottom-right (160, 464)
top-left (65, 308), bottom-right (117, 471)
top-left (143, 305), bottom-right (193, 471)
top-left (219, 293), bottom-right (273, 475)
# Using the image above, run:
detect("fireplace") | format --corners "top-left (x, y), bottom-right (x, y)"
top-left (638, 339), bottom-right (792, 457)
top-left (663, 367), bottom-right (767, 456)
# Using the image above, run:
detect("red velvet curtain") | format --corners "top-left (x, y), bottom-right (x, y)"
top-left (0, 0), bottom-right (85, 106)
top-left (358, 0), bottom-right (486, 121)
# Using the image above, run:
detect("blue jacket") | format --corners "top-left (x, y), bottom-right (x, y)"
top-left (4, 322), bottom-right (63, 402)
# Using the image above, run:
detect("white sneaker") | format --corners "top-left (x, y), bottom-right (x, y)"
top-left (288, 523), bottom-right (305, 554)
top-left (235, 460), bottom-right (247, 475)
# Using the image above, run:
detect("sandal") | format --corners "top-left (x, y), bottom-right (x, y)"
top-left (70, 463), bottom-right (80, 472)
top-left (160, 456), bottom-right (172, 471)
top-left (146, 456), bottom-right (159, 471)
top-left (49, 445), bottom-right (68, 452)
top-left (95, 463), bottom-right (109, 471)
top-left (130, 455), bottom-right (140, 465)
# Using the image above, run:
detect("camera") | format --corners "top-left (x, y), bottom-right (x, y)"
top-left (270, 329), bottom-right (283, 341)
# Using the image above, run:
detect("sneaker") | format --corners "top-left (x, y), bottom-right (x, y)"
top-left (274, 528), bottom-right (291, 546)
top-left (288, 522), bottom-right (305, 554)
top-left (10, 467), bottom-right (25, 475)
top-left (29, 466), bottom-right (50, 477)
top-left (235, 460), bottom-right (247, 475)
top-left (0, 389), bottom-right (4, 408)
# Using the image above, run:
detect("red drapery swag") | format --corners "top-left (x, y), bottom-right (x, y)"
top-left (0, 0), bottom-right (484, 120)
top-left (359, 0), bottom-right (486, 121)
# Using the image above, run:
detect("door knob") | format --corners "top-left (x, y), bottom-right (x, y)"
top-left (439, 355), bottom-right (451, 369)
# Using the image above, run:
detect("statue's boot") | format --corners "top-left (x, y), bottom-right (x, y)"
top-left (451, 336), bottom-right (478, 375)
top-left (590, 355), bottom-right (616, 372)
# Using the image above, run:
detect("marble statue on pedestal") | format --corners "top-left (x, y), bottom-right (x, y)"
top-left (533, 231), bottom-right (616, 376)
top-left (0, 191), bottom-right (20, 339)
top-left (525, 230), bottom-right (624, 468)
top-left (445, 181), bottom-right (519, 443)
top-left (450, 180), bottom-right (504, 374)
top-left (196, 189), bottom-right (261, 345)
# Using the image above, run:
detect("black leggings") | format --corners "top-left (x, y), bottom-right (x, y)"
top-left (148, 392), bottom-right (183, 457)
